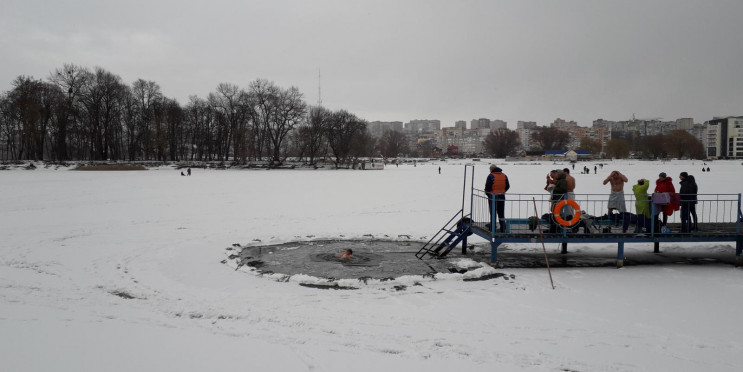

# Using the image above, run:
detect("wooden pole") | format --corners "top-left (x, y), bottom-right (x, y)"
top-left (532, 197), bottom-right (555, 290)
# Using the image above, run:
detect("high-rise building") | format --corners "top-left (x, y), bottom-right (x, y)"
top-left (437, 128), bottom-right (486, 155)
top-left (706, 116), bottom-right (743, 159)
top-left (551, 118), bottom-right (578, 129)
top-left (517, 121), bottom-right (537, 130)
top-left (516, 127), bottom-right (535, 151)
top-left (490, 120), bottom-right (507, 130)
top-left (676, 118), bottom-right (694, 131)
top-left (367, 121), bottom-right (403, 138)
top-left (405, 119), bottom-right (441, 133)
top-left (470, 118), bottom-right (490, 129)
top-left (454, 120), bottom-right (467, 129)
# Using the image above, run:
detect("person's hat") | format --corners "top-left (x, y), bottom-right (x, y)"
top-left (659, 172), bottom-right (667, 178)
top-left (680, 172), bottom-right (688, 178)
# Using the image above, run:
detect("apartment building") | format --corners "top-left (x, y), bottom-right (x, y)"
top-left (436, 127), bottom-right (489, 155)
top-left (405, 119), bottom-right (441, 133)
top-left (706, 116), bottom-right (743, 159)
top-left (367, 121), bottom-right (404, 138)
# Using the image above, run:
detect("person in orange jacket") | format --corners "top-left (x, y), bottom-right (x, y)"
top-left (485, 164), bottom-right (511, 232)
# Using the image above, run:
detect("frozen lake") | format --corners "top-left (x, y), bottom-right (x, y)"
top-left (1, 159), bottom-right (742, 371)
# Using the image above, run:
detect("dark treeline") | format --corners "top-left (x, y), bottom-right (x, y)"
top-left (482, 127), bottom-right (706, 159)
top-left (0, 63), bottom-right (391, 168)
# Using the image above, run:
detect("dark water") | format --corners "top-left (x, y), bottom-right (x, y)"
top-left (232, 240), bottom-right (738, 280)
top-left (235, 240), bottom-right (468, 280)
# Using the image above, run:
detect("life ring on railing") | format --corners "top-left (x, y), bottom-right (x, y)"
top-left (552, 199), bottom-right (581, 227)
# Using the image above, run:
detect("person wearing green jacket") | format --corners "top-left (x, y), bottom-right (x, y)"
top-left (632, 178), bottom-right (651, 232)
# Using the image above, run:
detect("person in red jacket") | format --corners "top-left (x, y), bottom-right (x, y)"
top-left (654, 172), bottom-right (678, 226)
top-left (485, 164), bottom-right (510, 232)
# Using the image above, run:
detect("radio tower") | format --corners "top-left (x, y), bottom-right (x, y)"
top-left (317, 68), bottom-right (322, 107)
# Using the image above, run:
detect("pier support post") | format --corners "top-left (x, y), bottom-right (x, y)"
top-left (561, 242), bottom-right (568, 254)
top-left (736, 236), bottom-right (743, 267)
top-left (654, 241), bottom-right (660, 253)
top-left (617, 241), bottom-right (625, 268)
top-left (490, 239), bottom-right (501, 265)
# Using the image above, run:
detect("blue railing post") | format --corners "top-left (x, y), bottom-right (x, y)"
top-left (469, 165), bottom-right (475, 222)
top-left (650, 200), bottom-right (655, 237)
top-left (490, 192), bottom-right (496, 236)
top-left (737, 193), bottom-right (741, 235)
top-left (461, 165), bottom-right (468, 221)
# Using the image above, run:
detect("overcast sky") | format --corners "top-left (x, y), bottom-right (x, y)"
top-left (2, 0), bottom-right (742, 127)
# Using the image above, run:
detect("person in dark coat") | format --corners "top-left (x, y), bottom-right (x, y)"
top-left (679, 172), bottom-right (698, 232)
top-left (551, 170), bottom-right (569, 207)
top-left (485, 164), bottom-right (511, 232)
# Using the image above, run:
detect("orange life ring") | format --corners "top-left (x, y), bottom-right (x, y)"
top-left (553, 199), bottom-right (581, 226)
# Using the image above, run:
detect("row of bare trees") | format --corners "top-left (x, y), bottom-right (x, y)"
top-left (0, 64), bottom-right (381, 167)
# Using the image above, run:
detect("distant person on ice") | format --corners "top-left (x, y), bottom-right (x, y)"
top-left (603, 170), bottom-right (628, 215)
top-left (485, 164), bottom-right (510, 233)
top-left (336, 249), bottom-right (353, 260)
top-left (187, 167), bottom-right (191, 176)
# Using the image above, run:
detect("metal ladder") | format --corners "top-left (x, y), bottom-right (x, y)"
top-left (415, 211), bottom-right (473, 259)
top-left (416, 164), bottom-right (478, 260)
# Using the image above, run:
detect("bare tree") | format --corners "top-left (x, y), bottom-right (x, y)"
top-left (579, 136), bottom-right (602, 156)
top-left (349, 128), bottom-right (375, 159)
top-left (299, 106), bottom-right (330, 164)
top-left (184, 96), bottom-right (214, 161)
top-left (639, 134), bottom-right (667, 159)
top-left (417, 140), bottom-right (436, 157)
top-left (246, 80), bottom-right (306, 165)
top-left (129, 79), bottom-right (163, 160)
top-left (247, 79), bottom-right (278, 161)
top-left (605, 138), bottom-right (630, 158)
top-left (208, 83), bottom-right (252, 162)
top-left (161, 98), bottom-right (184, 161)
top-left (78, 67), bottom-right (128, 160)
top-left (1, 76), bottom-right (63, 160)
top-left (663, 130), bottom-right (705, 159)
top-left (530, 127), bottom-right (570, 151)
top-left (268, 85), bottom-right (306, 164)
top-left (483, 128), bottom-right (521, 158)
top-left (325, 110), bottom-right (366, 168)
top-left (376, 130), bottom-right (409, 158)
top-left (49, 64), bottom-right (89, 161)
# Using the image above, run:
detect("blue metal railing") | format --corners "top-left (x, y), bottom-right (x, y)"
top-left (470, 191), bottom-right (742, 238)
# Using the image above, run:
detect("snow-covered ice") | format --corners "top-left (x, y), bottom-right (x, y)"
top-left (1, 159), bottom-right (742, 371)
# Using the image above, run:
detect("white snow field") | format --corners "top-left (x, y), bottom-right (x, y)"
top-left (1, 159), bottom-right (742, 371)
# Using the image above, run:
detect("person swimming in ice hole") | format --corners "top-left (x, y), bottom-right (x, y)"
top-left (336, 249), bottom-right (353, 260)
